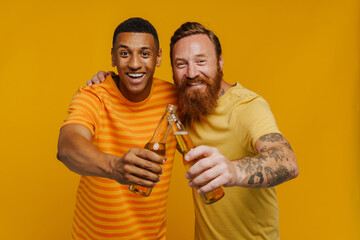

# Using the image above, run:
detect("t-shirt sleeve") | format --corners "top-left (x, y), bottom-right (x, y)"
top-left (62, 86), bottom-right (102, 136)
top-left (238, 96), bottom-right (281, 151)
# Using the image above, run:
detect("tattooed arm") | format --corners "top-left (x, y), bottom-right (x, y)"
top-left (184, 133), bottom-right (298, 194)
top-left (237, 133), bottom-right (298, 188)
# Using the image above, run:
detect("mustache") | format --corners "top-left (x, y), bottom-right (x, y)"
top-left (179, 76), bottom-right (211, 88)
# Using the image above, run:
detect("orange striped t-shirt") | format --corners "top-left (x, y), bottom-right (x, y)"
top-left (62, 75), bottom-right (177, 240)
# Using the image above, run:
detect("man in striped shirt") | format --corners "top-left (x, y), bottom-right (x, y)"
top-left (57, 18), bottom-right (177, 239)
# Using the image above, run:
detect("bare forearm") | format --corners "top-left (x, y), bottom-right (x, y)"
top-left (57, 124), bottom-right (165, 187)
top-left (57, 125), bottom-right (115, 179)
top-left (235, 133), bottom-right (299, 188)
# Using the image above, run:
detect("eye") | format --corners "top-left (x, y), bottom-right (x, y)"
top-left (120, 51), bottom-right (129, 57)
top-left (141, 51), bottom-right (151, 58)
top-left (197, 59), bottom-right (206, 65)
top-left (176, 61), bottom-right (186, 68)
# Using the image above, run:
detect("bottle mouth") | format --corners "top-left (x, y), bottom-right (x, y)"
top-left (167, 104), bottom-right (177, 113)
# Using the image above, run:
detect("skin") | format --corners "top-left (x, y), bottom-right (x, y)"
top-left (111, 32), bottom-right (162, 102)
top-left (184, 133), bottom-right (298, 193)
top-left (172, 34), bottom-right (231, 94)
top-left (89, 33), bottom-right (299, 193)
top-left (171, 34), bottom-right (299, 194)
top-left (57, 32), bottom-right (165, 187)
top-left (86, 32), bottom-right (162, 100)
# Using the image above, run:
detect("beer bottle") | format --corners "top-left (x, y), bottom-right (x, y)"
top-left (167, 113), bottom-right (225, 204)
top-left (129, 104), bottom-right (177, 197)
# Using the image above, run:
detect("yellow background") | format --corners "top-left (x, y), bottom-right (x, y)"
top-left (0, 0), bottom-right (359, 239)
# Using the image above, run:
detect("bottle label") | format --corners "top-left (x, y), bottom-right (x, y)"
top-left (153, 142), bottom-right (159, 150)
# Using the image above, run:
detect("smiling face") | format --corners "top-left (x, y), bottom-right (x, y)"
top-left (171, 33), bottom-right (223, 125)
top-left (111, 32), bottom-right (162, 102)
top-left (172, 34), bottom-right (223, 92)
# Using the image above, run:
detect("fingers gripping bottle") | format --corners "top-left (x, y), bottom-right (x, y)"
top-left (129, 104), bottom-right (177, 197)
top-left (167, 113), bottom-right (224, 204)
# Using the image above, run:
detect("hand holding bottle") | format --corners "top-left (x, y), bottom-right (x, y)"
top-left (57, 124), bottom-right (164, 189)
top-left (129, 104), bottom-right (176, 197)
top-left (168, 113), bottom-right (224, 204)
top-left (110, 147), bottom-right (165, 186)
top-left (184, 146), bottom-right (238, 194)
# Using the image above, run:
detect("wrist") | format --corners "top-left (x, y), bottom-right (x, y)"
top-left (103, 153), bottom-right (118, 180)
top-left (232, 160), bottom-right (248, 187)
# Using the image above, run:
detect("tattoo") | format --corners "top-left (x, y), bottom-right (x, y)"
top-left (265, 165), bottom-right (291, 187)
top-left (282, 141), bottom-right (293, 151)
top-left (259, 133), bottom-right (293, 152)
top-left (260, 146), bottom-right (267, 152)
top-left (238, 133), bottom-right (296, 187)
top-left (259, 133), bottom-right (284, 143)
top-left (248, 171), bottom-right (264, 186)
top-left (237, 155), bottom-right (267, 174)
top-left (268, 148), bottom-right (286, 162)
top-left (218, 88), bottom-right (226, 97)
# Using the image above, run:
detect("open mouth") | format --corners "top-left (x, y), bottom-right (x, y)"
top-left (127, 73), bottom-right (145, 78)
top-left (188, 81), bottom-right (202, 86)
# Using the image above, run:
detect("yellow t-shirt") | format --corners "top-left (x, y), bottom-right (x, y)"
top-left (62, 76), bottom-right (177, 240)
top-left (189, 83), bottom-right (281, 240)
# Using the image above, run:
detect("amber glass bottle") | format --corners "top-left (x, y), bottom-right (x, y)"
top-left (129, 104), bottom-right (176, 196)
top-left (167, 113), bottom-right (224, 204)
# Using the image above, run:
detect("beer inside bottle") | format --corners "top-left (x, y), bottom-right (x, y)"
top-left (129, 104), bottom-right (176, 197)
top-left (169, 115), bottom-right (225, 204)
top-left (129, 142), bottom-right (166, 197)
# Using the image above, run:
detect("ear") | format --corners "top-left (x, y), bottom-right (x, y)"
top-left (156, 48), bottom-right (162, 67)
top-left (218, 54), bottom-right (224, 71)
top-left (111, 48), bottom-right (116, 67)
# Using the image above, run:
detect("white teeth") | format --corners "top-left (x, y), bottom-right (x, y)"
top-left (128, 73), bottom-right (144, 78)
top-left (188, 81), bottom-right (202, 86)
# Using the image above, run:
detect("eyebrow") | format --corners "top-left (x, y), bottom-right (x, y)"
top-left (175, 54), bottom-right (207, 61)
top-left (195, 53), bottom-right (207, 57)
top-left (117, 45), bottom-right (153, 51)
top-left (117, 44), bottom-right (129, 49)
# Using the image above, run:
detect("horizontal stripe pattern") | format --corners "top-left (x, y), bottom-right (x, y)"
top-left (63, 76), bottom-right (177, 239)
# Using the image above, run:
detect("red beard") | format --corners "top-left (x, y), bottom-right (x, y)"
top-left (175, 67), bottom-right (223, 129)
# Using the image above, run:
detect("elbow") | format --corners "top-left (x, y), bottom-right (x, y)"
top-left (56, 151), bottom-right (63, 162)
top-left (293, 164), bottom-right (299, 179)
top-left (291, 153), bottom-right (299, 180)
top-left (56, 147), bottom-right (77, 174)
top-left (56, 144), bottom-right (68, 164)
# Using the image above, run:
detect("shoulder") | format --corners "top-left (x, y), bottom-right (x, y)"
top-left (224, 84), bottom-right (276, 124)
top-left (152, 78), bottom-right (177, 96)
top-left (153, 78), bottom-right (175, 89)
top-left (224, 83), bottom-right (270, 107)
top-left (148, 78), bottom-right (177, 106)
top-left (76, 76), bottom-right (115, 99)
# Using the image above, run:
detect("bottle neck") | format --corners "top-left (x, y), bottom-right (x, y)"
top-left (168, 112), bottom-right (195, 153)
top-left (150, 113), bottom-right (171, 143)
top-left (149, 104), bottom-right (176, 144)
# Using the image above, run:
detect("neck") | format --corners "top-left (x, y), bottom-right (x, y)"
top-left (218, 79), bottom-right (233, 98)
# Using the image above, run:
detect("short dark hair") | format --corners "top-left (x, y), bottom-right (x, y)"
top-left (112, 17), bottom-right (159, 49)
top-left (170, 22), bottom-right (222, 65)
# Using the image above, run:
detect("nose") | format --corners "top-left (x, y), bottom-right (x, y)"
top-left (128, 55), bottom-right (142, 70)
top-left (186, 62), bottom-right (198, 79)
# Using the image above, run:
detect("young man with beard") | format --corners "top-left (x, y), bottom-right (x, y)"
top-left (57, 18), bottom-right (177, 239)
top-left (90, 22), bottom-right (299, 239)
